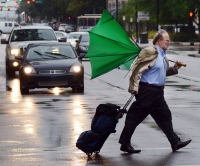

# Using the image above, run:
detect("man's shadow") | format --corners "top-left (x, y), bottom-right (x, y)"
top-left (120, 151), bottom-right (189, 166)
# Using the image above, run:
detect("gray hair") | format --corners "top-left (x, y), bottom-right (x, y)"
top-left (152, 29), bottom-right (168, 45)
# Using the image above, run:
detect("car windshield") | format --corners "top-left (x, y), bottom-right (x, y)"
top-left (11, 29), bottom-right (57, 42)
top-left (26, 45), bottom-right (76, 61)
top-left (55, 32), bottom-right (65, 37)
top-left (81, 35), bottom-right (90, 42)
top-left (68, 33), bottom-right (81, 39)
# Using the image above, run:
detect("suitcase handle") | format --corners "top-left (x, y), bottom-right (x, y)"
top-left (123, 94), bottom-right (135, 109)
top-left (116, 94), bottom-right (135, 119)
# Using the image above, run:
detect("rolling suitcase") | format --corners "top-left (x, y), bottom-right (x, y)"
top-left (76, 94), bottom-right (134, 156)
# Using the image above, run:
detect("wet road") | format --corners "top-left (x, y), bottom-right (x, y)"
top-left (0, 42), bottom-right (200, 165)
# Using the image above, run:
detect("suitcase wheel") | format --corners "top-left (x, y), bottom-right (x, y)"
top-left (95, 151), bottom-right (100, 154)
top-left (86, 152), bottom-right (93, 156)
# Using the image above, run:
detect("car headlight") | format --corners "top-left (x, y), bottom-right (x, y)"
top-left (70, 41), bottom-right (76, 45)
top-left (23, 65), bottom-right (36, 74)
top-left (79, 46), bottom-right (88, 51)
top-left (69, 66), bottom-right (81, 73)
top-left (11, 48), bottom-right (20, 56)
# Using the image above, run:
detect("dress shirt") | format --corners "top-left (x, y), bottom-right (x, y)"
top-left (140, 45), bottom-right (167, 86)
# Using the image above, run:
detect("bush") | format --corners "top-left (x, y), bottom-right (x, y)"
top-left (130, 30), bottom-right (200, 42)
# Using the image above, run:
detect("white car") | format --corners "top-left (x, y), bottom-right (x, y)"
top-left (1, 25), bottom-right (64, 77)
top-left (58, 24), bottom-right (67, 31)
top-left (55, 31), bottom-right (69, 42)
top-left (67, 32), bottom-right (88, 48)
top-left (0, 21), bottom-right (20, 36)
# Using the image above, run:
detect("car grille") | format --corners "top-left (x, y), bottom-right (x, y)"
top-left (39, 70), bottom-right (66, 74)
top-left (38, 81), bottom-right (68, 86)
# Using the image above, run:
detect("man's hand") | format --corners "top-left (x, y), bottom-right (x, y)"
top-left (130, 90), bottom-right (138, 94)
top-left (174, 61), bottom-right (182, 70)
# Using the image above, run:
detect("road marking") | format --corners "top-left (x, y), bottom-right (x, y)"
top-left (176, 74), bottom-right (200, 82)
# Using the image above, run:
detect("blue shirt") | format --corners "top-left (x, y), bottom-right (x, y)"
top-left (140, 45), bottom-right (167, 86)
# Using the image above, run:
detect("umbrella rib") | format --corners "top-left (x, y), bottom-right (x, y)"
top-left (103, 9), bottom-right (140, 48)
top-left (89, 31), bottom-right (140, 50)
top-left (87, 52), bottom-right (138, 58)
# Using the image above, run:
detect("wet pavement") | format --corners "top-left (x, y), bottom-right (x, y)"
top-left (0, 40), bottom-right (200, 165)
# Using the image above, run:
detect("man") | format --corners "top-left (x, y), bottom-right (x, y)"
top-left (119, 29), bottom-right (191, 153)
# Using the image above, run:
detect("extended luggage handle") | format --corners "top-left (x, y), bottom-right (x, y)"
top-left (123, 94), bottom-right (135, 109)
top-left (116, 94), bottom-right (135, 119)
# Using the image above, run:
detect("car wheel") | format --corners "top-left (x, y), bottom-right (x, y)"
top-left (20, 82), bottom-right (29, 94)
top-left (72, 86), bottom-right (84, 93)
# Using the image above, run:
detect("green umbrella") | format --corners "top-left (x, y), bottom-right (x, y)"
top-left (86, 9), bottom-right (141, 79)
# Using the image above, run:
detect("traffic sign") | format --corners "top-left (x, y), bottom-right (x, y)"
top-left (35, 0), bottom-right (42, 3)
top-left (1, 0), bottom-right (6, 3)
top-left (138, 11), bottom-right (150, 21)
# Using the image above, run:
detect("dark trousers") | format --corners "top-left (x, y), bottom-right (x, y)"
top-left (119, 84), bottom-right (180, 146)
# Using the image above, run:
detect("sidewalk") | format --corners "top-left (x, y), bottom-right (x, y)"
top-left (137, 39), bottom-right (200, 58)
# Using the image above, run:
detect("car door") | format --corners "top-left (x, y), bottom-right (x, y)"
top-left (7, 22), bottom-right (13, 33)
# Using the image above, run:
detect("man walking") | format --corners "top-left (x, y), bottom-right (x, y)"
top-left (119, 29), bottom-right (191, 153)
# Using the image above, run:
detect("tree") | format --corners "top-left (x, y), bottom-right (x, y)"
top-left (119, 0), bottom-right (200, 32)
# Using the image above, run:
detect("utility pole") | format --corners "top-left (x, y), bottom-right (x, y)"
top-left (136, 1), bottom-right (139, 42)
top-left (156, 0), bottom-right (159, 30)
top-left (116, 0), bottom-right (118, 21)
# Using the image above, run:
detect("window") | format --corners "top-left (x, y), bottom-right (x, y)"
top-left (11, 29), bottom-right (57, 42)
top-left (14, 23), bottom-right (19, 27)
top-left (27, 45), bottom-right (76, 60)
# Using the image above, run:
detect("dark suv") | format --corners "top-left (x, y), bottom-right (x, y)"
top-left (1, 25), bottom-right (61, 77)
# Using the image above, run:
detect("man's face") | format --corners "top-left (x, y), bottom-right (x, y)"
top-left (158, 33), bottom-right (170, 51)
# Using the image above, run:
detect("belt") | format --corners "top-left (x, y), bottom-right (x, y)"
top-left (139, 82), bottom-right (164, 89)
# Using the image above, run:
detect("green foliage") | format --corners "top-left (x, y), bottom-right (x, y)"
top-left (18, 0), bottom-right (106, 23)
top-left (169, 32), bottom-right (200, 42)
top-left (120, 0), bottom-right (200, 28)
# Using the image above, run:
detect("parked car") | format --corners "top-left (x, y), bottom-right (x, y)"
top-left (1, 25), bottom-right (65, 77)
top-left (55, 31), bottom-right (69, 42)
top-left (0, 21), bottom-right (20, 36)
top-left (75, 32), bottom-right (90, 59)
top-left (16, 42), bottom-right (84, 94)
top-left (65, 24), bottom-right (76, 33)
top-left (67, 32), bottom-right (87, 48)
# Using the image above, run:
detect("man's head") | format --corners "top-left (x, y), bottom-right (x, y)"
top-left (152, 29), bottom-right (170, 51)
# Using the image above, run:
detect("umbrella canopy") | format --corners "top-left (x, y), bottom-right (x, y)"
top-left (86, 9), bottom-right (141, 79)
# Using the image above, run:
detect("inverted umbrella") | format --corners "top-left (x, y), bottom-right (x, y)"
top-left (86, 9), bottom-right (141, 79)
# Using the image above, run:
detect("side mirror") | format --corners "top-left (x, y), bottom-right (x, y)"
top-left (15, 55), bottom-right (23, 60)
top-left (79, 53), bottom-right (86, 58)
top-left (58, 37), bottom-right (66, 42)
top-left (1, 39), bottom-right (8, 44)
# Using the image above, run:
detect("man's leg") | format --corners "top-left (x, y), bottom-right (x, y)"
top-left (150, 96), bottom-right (180, 145)
top-left (119, 86), bottom-right (159, 145)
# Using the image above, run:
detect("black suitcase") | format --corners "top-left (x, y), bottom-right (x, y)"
top-left (76, 95), bottom-right (134, 156)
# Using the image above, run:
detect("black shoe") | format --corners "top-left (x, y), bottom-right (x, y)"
top-left (171, 140), bottom-right (191, 152)
top-left (120, 144), bottom-right (141, 153)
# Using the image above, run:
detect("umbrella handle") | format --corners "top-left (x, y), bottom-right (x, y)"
top-left (177, 62), bottom-right (187, 67)
top-left (168, 60), bottom-right (187, 67)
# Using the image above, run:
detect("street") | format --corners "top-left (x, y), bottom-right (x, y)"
top-left (0, 41), bottom-right (200, 166)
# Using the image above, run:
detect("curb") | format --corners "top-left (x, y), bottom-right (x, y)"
top-left (188, 53), bottom-right (200, 57)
